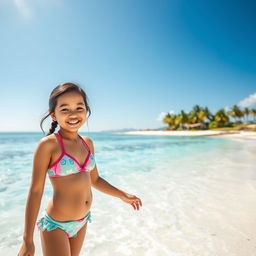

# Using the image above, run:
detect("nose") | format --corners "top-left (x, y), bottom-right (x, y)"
top-left (69, 110), bottom-right (79, 116)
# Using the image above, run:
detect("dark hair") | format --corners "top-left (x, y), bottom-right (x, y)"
top-left (40, 82), bottom-right (91, 136)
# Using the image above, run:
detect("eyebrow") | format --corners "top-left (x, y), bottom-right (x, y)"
top-left (58, 102), bottom-right (85, 108)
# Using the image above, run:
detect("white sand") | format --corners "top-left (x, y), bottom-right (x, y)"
top-left (118, 130), bottom-right (256, 139)
top-left (214, 131), bottom-right (256, 139)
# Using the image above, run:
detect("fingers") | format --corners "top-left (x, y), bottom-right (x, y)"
top-left (131, 200), bottom-right (141, 210)
top-left (135, 196), bottom-right (142, 210)
top-left (126, 194), bottom-right (142, 210)
top-left (135, 197), bottom-right (142, 208)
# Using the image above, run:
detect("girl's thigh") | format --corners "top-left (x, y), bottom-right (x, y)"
top-left (40, 228), bottom-right (71, 256)
top-left (69, 222), bottom-right (88, 256)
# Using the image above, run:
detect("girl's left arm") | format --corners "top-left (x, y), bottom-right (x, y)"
top-left (84, 137), bottom-right (143, 211)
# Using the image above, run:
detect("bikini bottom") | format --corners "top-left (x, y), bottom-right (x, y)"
top-left (36, 209), bottom-right (92, 238)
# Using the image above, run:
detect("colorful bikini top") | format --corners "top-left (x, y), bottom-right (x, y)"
top-left (47, 131), bottom-right (96, 178)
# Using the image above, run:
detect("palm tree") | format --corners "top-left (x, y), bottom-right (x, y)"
top-left (177, 110), bottom-right (189, 129)
top-left (228, 105), bottom-right (244, 122)
top-left (163, 113), bottom-right (178, 128)
top-left (174, 114), bottom-right (182, 127)
top-left (163, 113), bottom-right (173, 128)
top-left (188, 105), bottom-right (202, 124)
top-left (198, 107), bottom-right (214, 122)
top-left (192, 105), bottom-right (201, 114)
top-left (214, 108), bottom-right (230, 126)
top-left (251, 109), bottom-right (256, 122)
top-left (204, 107), bottom-right (214, 121)
top-left (161, 105), bottom-right (253, 130)
top-left (243, 107), bottom-right (250, 123)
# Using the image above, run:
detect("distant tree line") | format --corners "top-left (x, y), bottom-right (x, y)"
top-left (162, 105), bottom-right (256, 130)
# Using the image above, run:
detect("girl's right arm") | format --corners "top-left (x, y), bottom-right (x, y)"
top-left (18, 137), bottom-right (52, 255)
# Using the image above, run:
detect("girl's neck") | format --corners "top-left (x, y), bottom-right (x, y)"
top-left (58, 129), bottom-right (79, 142)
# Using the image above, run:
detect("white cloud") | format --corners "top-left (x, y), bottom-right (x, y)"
top-left (156, 112), bottom-right (167, 121)
top-left (156, 110), bottom-right (175, 121)
top-left (14, 0), bottom-right (32, 18)
top-left (238, 93), bottom-right (256, 107)
top-left (224, 106), bottom-right (230, 112)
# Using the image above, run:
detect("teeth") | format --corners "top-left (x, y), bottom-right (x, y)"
top-left (68, 120), bottom-right (79, 124)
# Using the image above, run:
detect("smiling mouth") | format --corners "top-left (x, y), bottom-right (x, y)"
top-left (67, 120), bottom-right (80, 125)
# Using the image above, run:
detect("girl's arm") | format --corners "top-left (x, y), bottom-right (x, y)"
top-left (22, 138), bottom-right (52, 243)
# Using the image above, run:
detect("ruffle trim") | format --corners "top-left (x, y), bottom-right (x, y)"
top-left (36, 218), bottom-right (60, 232)
top-left (36, 212), bottom-right (92, 233)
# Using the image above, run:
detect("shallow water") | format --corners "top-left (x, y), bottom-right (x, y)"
top-left (0, 132), bottom-right (255, 256)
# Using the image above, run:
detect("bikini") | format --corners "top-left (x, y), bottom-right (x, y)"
top-left (36, 131), bottom-right (96, 238)
top-left (47, 130), bottom-right (96, 177)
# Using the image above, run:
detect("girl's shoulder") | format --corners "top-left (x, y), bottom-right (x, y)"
top-left (81, 135), bottom-right (93, 146)
top-left (81, 135), bottom-right (94, 154)
top-left (41, 132), bottom-right (58, 143)
top-left (81, 135), bottom-right (92, 143)
top-left (37, 133), bottom-right (59, 153)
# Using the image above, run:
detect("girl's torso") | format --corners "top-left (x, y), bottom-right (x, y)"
top-left (45, 131), bottom-right (96, 221)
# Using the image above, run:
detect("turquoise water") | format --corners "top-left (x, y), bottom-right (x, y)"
top-left (0, 132), bottom-right (256, 255)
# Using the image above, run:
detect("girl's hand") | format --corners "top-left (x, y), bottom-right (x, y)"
top-left (120, 192), bottom-right (142, 210)
top-left (17, 240), bottom-right (35, 256)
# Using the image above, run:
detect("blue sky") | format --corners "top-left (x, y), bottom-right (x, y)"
top-left (0, 0), bottom-right (255, 132)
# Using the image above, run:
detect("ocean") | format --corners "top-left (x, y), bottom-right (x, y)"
top-left (0, 132), bottom-right (256, 256)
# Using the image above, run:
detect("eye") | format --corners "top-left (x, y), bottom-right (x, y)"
top-left (61, 107), bottom-right (84, 112)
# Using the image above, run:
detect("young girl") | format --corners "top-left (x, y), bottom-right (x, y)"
top-left (18, 83), bottom-right (142, 256)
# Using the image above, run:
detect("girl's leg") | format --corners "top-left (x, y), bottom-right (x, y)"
top-left (69, 222), bottom-right (88, 256)
top-left (40, 228), bottom-right (71, 256)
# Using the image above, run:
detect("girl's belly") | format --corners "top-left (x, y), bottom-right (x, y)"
top-left (46, 190), bottom-right (93, 221)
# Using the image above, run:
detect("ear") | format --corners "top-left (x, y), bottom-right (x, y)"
top-left (50, 112), bottom-right (56, 121)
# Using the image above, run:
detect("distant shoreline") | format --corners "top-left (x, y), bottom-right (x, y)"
top-left (116, 130), bottom-right (256, 139)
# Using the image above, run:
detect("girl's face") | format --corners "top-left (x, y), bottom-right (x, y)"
top-left (51, 91), bottom-right (87, 132)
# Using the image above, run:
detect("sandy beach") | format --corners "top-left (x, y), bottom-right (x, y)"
top-left (119, 130), bottom-right (256, 139)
